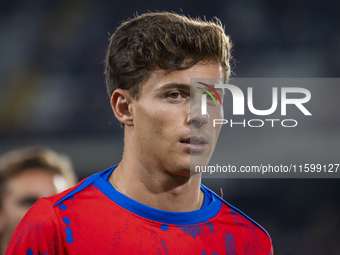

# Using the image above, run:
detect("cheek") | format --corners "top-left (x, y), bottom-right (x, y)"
top-left (213, 125), bottom-right (222, 144)
top-left (136, 105), bottom-right (173, 135)
top-left (210, 107), bottom-right (223, 134)
top-left (2, 197), bottom-right (28, 224)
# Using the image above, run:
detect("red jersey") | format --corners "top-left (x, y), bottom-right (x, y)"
top-left (6, 165), bottom-right (273, 254)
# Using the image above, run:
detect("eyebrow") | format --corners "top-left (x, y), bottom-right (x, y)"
top-left (18, 196), bottom-right (40, 205)
top-left (159, 83), bottom-right (190, 90)
top-left (211, 88), bottom-right (224, 94)
top-left (197, 84), bottom-right (224, 95)
top-left (156, 83), bottom-right (191, 95)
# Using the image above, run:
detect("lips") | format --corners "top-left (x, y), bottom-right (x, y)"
top-left (180, 136), bottom-right (207, 152)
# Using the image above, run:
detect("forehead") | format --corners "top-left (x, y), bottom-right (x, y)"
top-left (4, 169), bottom-right (57, 194)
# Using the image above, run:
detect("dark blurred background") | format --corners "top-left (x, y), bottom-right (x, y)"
top-left (0, 0), bottom-right (339, 254)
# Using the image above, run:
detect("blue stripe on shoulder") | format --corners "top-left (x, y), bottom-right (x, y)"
top-left (53, 166), bottom-right (116, 208)
top-left (200, 184), bottom-right (271, 239)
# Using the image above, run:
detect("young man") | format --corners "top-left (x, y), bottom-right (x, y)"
top-left (0, 146), bottom-right (77, 255)
top-left (6, 12), bottom-right (273, 254)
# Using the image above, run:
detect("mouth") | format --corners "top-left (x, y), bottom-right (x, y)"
top-left (180, 136), bottom-right (208, 152)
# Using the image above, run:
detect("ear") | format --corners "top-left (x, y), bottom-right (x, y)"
top-left (110, 89), bottom-right (134, 126)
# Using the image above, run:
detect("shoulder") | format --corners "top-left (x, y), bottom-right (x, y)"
top-left (201, 184), bottom-right (271, 239)
top-left (13, 167), bottom-right (112, 233)
top-left (6, 168), bottom-right (113, 255)
top-left (202, 185), bottom-right (273, 254)
top-left (48, 167), bottom-right (113, 207)
top-left (11, 175), bottom-right (93, 235)
top-left (45, 177), bottom-right (87, 205)
top-left (7, 198), bottom-right (62, 254)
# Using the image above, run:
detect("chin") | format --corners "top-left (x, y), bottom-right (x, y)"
top-left (190, 154), bottom-right (211, 168)
top-left (176, 169), bottom-right (192, 177)
top-left (168, 161), bottom-right (191, 177)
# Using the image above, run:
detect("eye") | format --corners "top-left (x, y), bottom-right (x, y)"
top-left (206, 94), bottom-right (215, 100)
top-left (167, 92), bottom-right (181, 99)
top-left (204, 94), bottom-right (218, 105)
top-left (18, 197), bottom-right (39, 208)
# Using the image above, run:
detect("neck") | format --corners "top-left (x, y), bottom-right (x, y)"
top-left (108, 157), bottom-right (203, 212)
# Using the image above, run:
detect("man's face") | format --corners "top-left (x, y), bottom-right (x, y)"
top-left (130, 62), bottom-right (224, 176)
top-left (0, 169), bottom-right (67, 248)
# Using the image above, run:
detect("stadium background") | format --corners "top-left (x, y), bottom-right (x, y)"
top-left (0, 0), bottom-right (339, 254)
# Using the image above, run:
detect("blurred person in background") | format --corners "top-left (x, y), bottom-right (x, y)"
top-left (0, 146), bottom-right (77, 254)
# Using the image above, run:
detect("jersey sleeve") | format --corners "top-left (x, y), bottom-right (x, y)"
top-left (5, 198), bottom-right (63, 255)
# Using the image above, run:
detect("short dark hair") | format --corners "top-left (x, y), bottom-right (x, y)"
top-left (105, 12), bottom-right (232, 99)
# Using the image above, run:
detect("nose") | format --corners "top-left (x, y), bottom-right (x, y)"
top-left (187, 101), bottom-right (210, 128)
